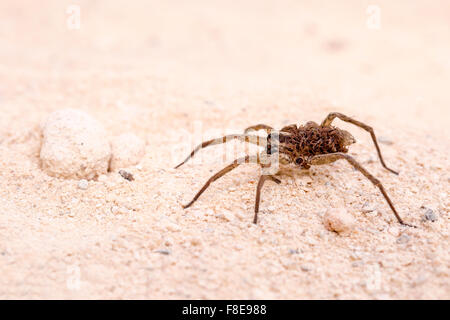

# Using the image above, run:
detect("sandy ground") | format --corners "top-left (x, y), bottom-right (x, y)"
top-left (0, 0), bottom-right (449, 299)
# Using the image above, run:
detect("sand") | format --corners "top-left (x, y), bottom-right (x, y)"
top-left (0, 0), bottom-right (448, 299)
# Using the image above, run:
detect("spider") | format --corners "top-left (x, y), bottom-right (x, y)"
top-left (175, 112), bottom-right (414, 227)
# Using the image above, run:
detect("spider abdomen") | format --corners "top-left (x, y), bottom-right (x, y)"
top-left (275, 122), bottom-right (356, 166)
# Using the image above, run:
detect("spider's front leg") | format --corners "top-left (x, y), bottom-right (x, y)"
top-left (182, 154), bottom-right (260, 209)
top-left (175, 134), bottom-right (265, 169)
top-left (244, 124), bottom-right (273, 134)
top-left (310, 152), bottom-right (415, 227)
top-left (254, 174), bottom-right (281, 224)
top-left (321, 112), bottom-right (399, 175)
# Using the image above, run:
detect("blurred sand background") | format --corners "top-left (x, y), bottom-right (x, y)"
top-left (0, 0), bottom-right (449, 299)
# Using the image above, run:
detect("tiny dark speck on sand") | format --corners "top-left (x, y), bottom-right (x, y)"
top-left (154, 249), bottom-right (170, 255)
top-left (119, 170), bottom-right (134, 181)
top-left (301, 265), bottom-right (311, 272)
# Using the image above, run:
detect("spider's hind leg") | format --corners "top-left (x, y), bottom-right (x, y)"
top-left (310, 152), bottom-right (415, 227)
top-left (321, 112), bottom-right (398, 174)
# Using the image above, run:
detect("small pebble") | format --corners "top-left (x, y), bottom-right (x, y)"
top-left (119, 170), bottom-right (134, 181)
top-left (110, 133), bottom-right (146, 171)
top-left (189, 237), bottom-right (202, 246)
top-left (323, 207), bottom-right (355, 234)
top-left (396, 234), bottom-right (410, 244)
top-left (162, 220), bottom-right (181, 232)
top-left (77, 179), bottom-right (88, 190)
top-left (300, 265), bottom-right (311, 272)
top-left (40, 109), bottom-right (111, 179)
top-left (412, 274), bottom-right (427, 287)
top-left (110, 206), bottom-right (129, 214)
top-left (154, 249), bottom-right (170, 255)
top-left (422, 207), bottom-right (437, 222)
top-left (361, 202), bottom-right (376, 213)
top-left (164, 238), bottom-right (174, 246)
top-left (378, 136), bottom-right (394, 145)
top-left (216, 209), bottom-right (234, 222)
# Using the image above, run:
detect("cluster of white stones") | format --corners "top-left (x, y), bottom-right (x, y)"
top-left (40, 109), bottom-right (145, 180)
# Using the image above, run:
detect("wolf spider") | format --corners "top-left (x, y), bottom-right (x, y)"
top-left (176, 112), bottom-right (414, 227)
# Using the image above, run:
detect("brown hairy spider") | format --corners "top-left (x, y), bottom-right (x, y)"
top-left (176, 112), bottom-right (414, 227)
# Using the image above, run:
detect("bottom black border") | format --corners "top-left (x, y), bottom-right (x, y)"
top-left (0, 300), bottom-right (442, 318)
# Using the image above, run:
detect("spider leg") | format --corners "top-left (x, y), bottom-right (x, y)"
top-left (254, 174), bottom-right (281, 224)
top-left (310, 152), bottom-right (415, 227)
top-left (244, 124), bottom-right (273, 134)
top-left (183, 155), bottom-right (260, 209)
top-left (320, 112), bottom-right (398, 175)
top-left (175, 134), bottom-right (266, 169)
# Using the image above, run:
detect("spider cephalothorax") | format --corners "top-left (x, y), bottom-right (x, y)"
top-left (175, 112), bottom-right (414, 227)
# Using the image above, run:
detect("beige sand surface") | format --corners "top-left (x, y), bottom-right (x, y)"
top-left (0, 0), bottom-right (449, 299)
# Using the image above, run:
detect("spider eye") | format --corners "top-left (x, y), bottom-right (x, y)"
top-left (295, 158), bottom-right (303, 165)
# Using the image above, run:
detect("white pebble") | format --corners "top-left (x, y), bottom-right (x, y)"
top-left (110, 205), bottom-right (130, 214)
top-left (110, 206), bottom-right (119, 214)
top-left (40, 109), bottom-right (111, 179)
top-left (77, 179), bottom-right (88, 190)
top-left (361, 202), bottom-right (376, 213)
top-left (323, 207), bottom-right (355, 234)
top-left (216, 209), bottom-right (234, 222)
top-left (388, 226), bottom-right (400, 236)
top-left (162, 220), bottom-right (181, 232)
top-left (109, 133), bottom-right (145, 171)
